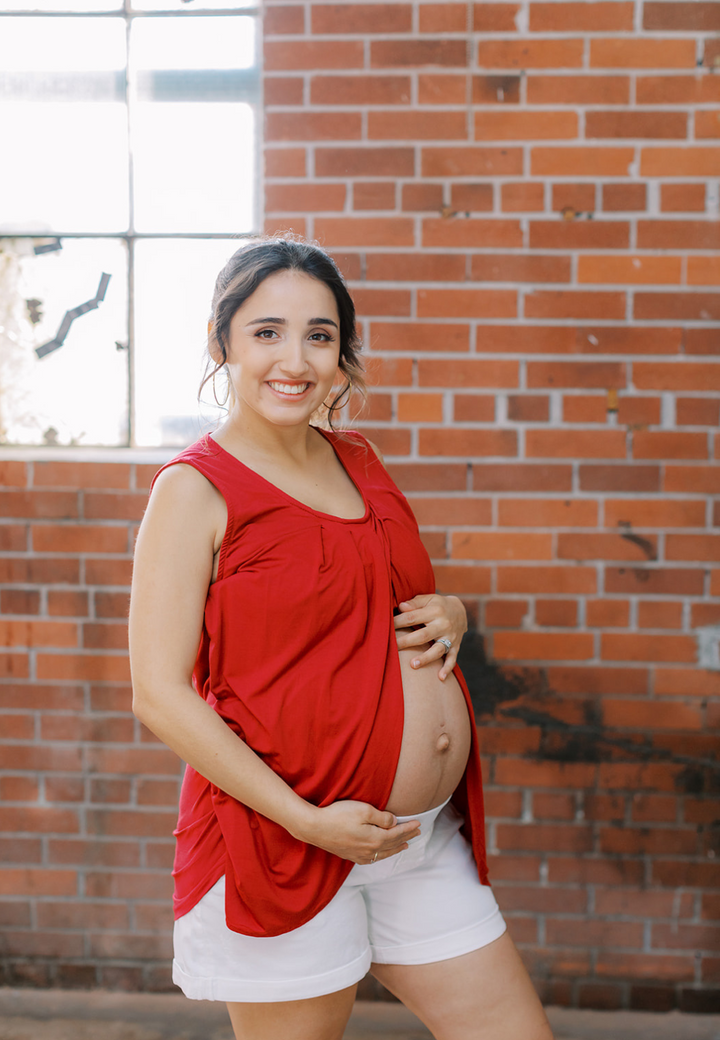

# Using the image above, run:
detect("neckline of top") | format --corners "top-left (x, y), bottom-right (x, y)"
top-left (206, 429), bottom-right (371, 524)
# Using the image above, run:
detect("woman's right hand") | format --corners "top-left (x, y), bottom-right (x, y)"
top-left (295, 800), bottom-right (420, 864)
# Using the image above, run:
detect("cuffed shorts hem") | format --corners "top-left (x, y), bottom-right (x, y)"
top-left (370, 910), bottom-right (507, 966)
top-left (172, 948), bottom-right (372, 1003)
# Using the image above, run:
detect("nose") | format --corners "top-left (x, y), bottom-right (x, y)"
top-left (277, 337), bottom-right (310, 377)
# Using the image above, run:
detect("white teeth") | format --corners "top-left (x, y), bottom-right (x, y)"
top-left (268, 382), bottom-right (309, 396)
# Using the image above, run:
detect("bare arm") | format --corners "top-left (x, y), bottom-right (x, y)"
top-left (129, 464), bottom-right (418, 863)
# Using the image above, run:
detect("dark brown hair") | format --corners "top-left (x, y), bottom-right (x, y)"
top-left (202, 235), bottom-right (365, 428)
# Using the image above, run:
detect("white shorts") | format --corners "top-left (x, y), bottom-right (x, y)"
top-left (172, 799), bottom-right (506, 1003)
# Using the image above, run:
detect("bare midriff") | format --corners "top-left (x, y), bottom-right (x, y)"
top-left (384, 643), bottom-right (472, 817)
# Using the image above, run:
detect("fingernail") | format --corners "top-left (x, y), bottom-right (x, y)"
top-left (412, 659), bottom-right (420, 668)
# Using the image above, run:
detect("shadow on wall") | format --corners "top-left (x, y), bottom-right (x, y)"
top-left (457, 630), bottom-right (720, 807)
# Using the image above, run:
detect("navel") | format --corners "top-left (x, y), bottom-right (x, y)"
top-left (436, 732), bottom-right (451, 753)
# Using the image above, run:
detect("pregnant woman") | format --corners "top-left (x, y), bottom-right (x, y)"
top-left (129, 237), bottom-right (554, 1040)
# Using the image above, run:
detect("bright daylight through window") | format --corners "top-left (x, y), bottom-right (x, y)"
top-left (0, 0), bottom-right (259, 447)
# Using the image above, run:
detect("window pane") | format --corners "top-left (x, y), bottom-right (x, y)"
top-left (133, 238), bottom-right (236, 447)
top-left (131, 102), bottom-right (254, 233)
top-left (131, 14), bottom-right (254, 70)
top-left (132, 0), bottom-right (254, 10)
top-left (0, 102), bottom-right (129, 233)
top-left (0, 16), bottom-right (126, 70)
top-left (0, 238), bottom-right (128, 446)
top-left (0, 1), bottom-right (120, 10)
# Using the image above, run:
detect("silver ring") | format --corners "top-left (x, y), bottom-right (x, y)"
top-left (435, 637), bottom-right (452, 654)
top-left (371, 852), bottom-right (378, 863)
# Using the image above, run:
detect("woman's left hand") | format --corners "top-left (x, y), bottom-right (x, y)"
top-left (393, 594), bottom-right (468, 681)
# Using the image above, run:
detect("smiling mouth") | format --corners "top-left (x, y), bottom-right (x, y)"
top-left (268, 381), bottom-right (311, 396)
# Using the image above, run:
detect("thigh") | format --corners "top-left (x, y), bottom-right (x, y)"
top-left (226, 984), bottom-right (357, 1040)
top-left (371, 933), bottom-right (555, 1040)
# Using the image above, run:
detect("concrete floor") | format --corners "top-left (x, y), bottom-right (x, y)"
top-left (0, 989), bottom-right (719, 1040)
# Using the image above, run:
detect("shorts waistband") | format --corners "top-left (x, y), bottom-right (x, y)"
top-left (394, 795), bottom-right (452, 828)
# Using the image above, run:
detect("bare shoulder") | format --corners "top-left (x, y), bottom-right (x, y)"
top-left (143, 462), bottom-right (227, 551)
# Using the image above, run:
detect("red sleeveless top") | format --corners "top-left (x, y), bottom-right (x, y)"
top-left (152, 429), bottom-right (489, 937)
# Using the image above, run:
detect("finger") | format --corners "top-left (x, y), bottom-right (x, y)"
top-left (398, 596), bottom-right (432, 611)
top-left (395, 628), bottom-right (436, 649)
top-left (367, 809), bottom-right (397, 830)
top-left (410, 643), bottom-right (448, 669)
top-left (438, 649), bottom-right (458, 681)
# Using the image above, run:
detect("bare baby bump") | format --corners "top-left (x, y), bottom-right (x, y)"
top-left (385, 643), bottom-right (472, 817)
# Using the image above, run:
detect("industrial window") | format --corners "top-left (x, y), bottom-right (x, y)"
top-left (0, 0), bottom-right (259, 447)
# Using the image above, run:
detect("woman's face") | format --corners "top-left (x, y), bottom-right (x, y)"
top-left (221, 269), bottom-right (342, 429)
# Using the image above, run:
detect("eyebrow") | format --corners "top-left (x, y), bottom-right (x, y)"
top-left (246, 316), bottom-right (338, 329)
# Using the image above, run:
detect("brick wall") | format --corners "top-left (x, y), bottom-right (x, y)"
top-left (1, 0), bottom-right (719, 1012)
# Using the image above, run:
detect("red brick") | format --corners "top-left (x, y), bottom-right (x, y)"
top-left (264, 147), bottom-right (306, 177)
top-left (687, 258), bottom-right (720, 286)
top-left (529, 221), bottom-right (630, 249)
top-left (579, 465), bottom-right (660, 492)
top-left (563, 395), bottom-right (607, 423)
top-left (498, 499), bottom-right (597, 527)
top-left (588, 110), bottom-right (687, 139)
top-left (641, 148), bottom-right (720, 177)
top-left (421, 148), bottom-right (523, 177)
top-left (586, 599), bottom-right (630, 627)
top-left (599, 952), bottom-right (696, 982)
top-left (660, 185), bottom-right (707, 216)
top-left (602, 183), bottom-right (647, 211)
top-left (558, 532), bottom-right (659, 561)
top-left (0, 652), bottom-right (29, 679)
top-left (633, 431), bottom-right (708, 460)
top-left (263, 4), bottom-right (304, 34)
top-left (352, 182), bottom-right (396, 211)
top-left (353, 288), bottom-right (411, 317)
top-left (485, 599), bottom-right (529, 628)
top-left (473, 2), bottom-right (520, 31)
top-left (400, 184), bottom-right (445, 212)
top-left (0, 619), bottom-right (78, 648)
top-left (265, 40), bottom-right (364, 71)
top-left (366, 253), bottom-right (463, 282)
top-left (547, 666), bottom-right (647, 695)
top-left (496, 567), bottom-right (597, 595)
top-left (450, 184), bottom-right (494, 212)
top-left (533, 792), bottom-right (576, 820)
top-left (666, 535), bottom-right (720, 561)
top-left (637, 601), bottom-right (684, 628)
top-left (604, 699), bottom-right (701, 730)
top-left (471, 464), bottom-right (572, 492)
top-left (453, 395), bottom-right (496, 422)
top-left (266, 183), bottom-right (346, 213)
top-left (432, 564), bottom-right (492, 595)
top-left (421, 531), bottom-right (447, 558)
top-left (494, 631), bottom-right (593, 661)
top-left (590, 38), bottom-right (696, 68)
top-left (421, 430), bottom-right (517, 457)
top-left (418, 359), bottom-right (519, 388)
top-left (536, 599), bottom-right (578, 627)
top-left (645, 2), bottom-right (720, 30)
top-left (637, 220), bottom-right (720, 250)
top-left (452, 531), bottom-right (551, 561)
top-left (315, 147), bottom-right (414, 177)
top-left (369, 110), bottom-right (467, 141)
top-left (605, 499), bottom-right (706, 528)
top-left (576, 327), bottom-right (682, 355)
top-left (634, 362), bottom-right (720, 392)
top-left (484, 790), bottom-right (524, 819)
top-left (266, 111), bottom-right (361, 143)
top-left (632, 796), bottom-right (680, 824)
top-left (552, 183), bottom-right (596, 213)
top-left (0, 491), bottom-right (78, 520)
top-left (501, 183), bottom-right (545, 212)
top-left (477, 39), bottom-right (584, 68)
top-left (526, 430), bottom-right (626, 458)
top-left (527, 74), bottom-right (630, 105)
top-left (0, 525), bottom-right (27, 551)
top-left (548, 918), bottom-right (643, 949)
top-left (264, 76), bottom-right (304, 105)
top-left (528, 361), bottom-right (626, 389)
top-left (496, 822), bottom-right (593, 852)
top-left (419, 74), bottom-right (468, 105)
top-left (0, 460), bottom-right (27, 486)
top-left (531, 148), bottom-right (634, 176)
top-left (36, 654), bottom-right (130, 682)
top-left (417, 288), bottom-right (517, 319)
top-left (370, 322), bottom-right (470, 353)
top-left (46, 591), bottom-right (89, 617)
top-left (471, 254), bottom-right (570, 283)
top-left (85, 558), bottom-right (133, 586)
top-left (475, 110), bottom-right (577, 140)
top-left (419, 3), bottom-right (467, 32)
top-left (635, 293), bottom-right (720, 322)
top-left (372, 40), bottom-right (467, 68)
top-left (34, 462), bottom-right (130, 489)
top-left (31, 524), bottom-right (128, 554)
top-left (83, 492), bottom-right (147, 522)
top-left (396, 394), bottom-right (444, 423)
top-left (596, 888), bottom-right (683, 919)
top-left (577, 255), bottom-right (681, 285)
top-left (617, 397), bottom-right (662, 425)
top-left (531, 2), bottom-right (634, 30)
top-left (602, 634), bottom-right (696, 664)
top-left (422, 217), bottom-right (523, 248)
top-left (605, 568), bottom-right (704, 596)
top-left (1, 589), bottom-right (40, 615)
top-left (507, 395), bottom-right (550, 422)
top-left (356, 428), bottom-right (410, 457)
top-left (637, 75), bottom-right (720, 105)
top-left (311, 3), bottom-right (411, 33)
top-left (315, 217), bottom-right (414, 248)
top-left (310, 74), bottom-right (411, 106)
